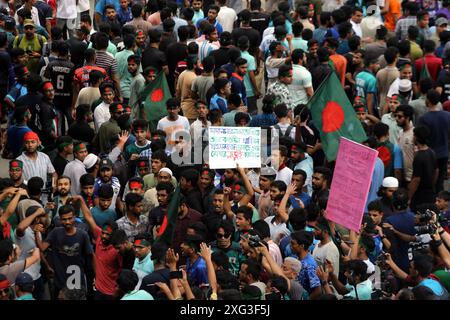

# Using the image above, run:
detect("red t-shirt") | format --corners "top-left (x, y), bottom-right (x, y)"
top-left (415, 54), bottom-right (443, 82)
top-left (73, 65), bottom-right (109, 88)
top-left (93, 226), bottom-right (122, 296)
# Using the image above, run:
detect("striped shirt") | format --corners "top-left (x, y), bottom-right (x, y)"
top-left (395, 16), bottom-right (417, 41)
top-left (95, 50), bottom-right (118, 79)
top-left (17, 152), bottom-right (55, 186)
top-left (199, 40), bottom-right (218, 63)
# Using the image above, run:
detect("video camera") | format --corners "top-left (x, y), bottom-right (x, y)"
top-left (41, 173), bottom-right (54, 202)
top-left (247, 234), bottom-right (268, 248)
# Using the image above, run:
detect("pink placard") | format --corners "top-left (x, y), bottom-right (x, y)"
top-left (326, 137), bottom-right (379, 231)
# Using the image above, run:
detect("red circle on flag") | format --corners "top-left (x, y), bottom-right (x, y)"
top-left (151, 88), bottom-right (164, 102)
top-left (322, 101), bottom-right (345, 133)
top-left (377, 146), bottom-right (392, 167)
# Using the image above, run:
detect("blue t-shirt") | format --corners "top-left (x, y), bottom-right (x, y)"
top-left (196, 18), bottom-right (223, 35)
top-left (209, 94), bottom-right (228, 114)
top-left (365, 157), bottom-right (384, 211)
top-left (117, 7), bottom-right (132, 25)
top-left (6, 124), bottom-right (31, 157)
top-left (186, 256), bottom-right (208, 287)
top-left (95, 0), bottom-right (120, 17)
top-left (230, 74), bottom-right (247, 106)
top-left (90, 207), bottom-right (117, 228)
top-left (385, 211), bottom-right (415, 272)
top-left (290, 193), bottom-right (311, 208)
top-left (418, 278), bottom-right (445, 297)
top-left (298, 254), bottom-right (320, 297)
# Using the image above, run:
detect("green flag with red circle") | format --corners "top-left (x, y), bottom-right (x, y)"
top-left (141, 71), bottom-right (171, 132)
top-left (154, 186), bottom-right (181, 247)
top-left (306, 72), bottom-right (367, 161)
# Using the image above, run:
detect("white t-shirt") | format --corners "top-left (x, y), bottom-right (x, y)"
top-left (275, 166), bottom-right (293, 188)
top-left (312, 240), bottom-right (340, 277)
top-left (157, 116), bottom-right (190, 153)
top-left (15, 6), bottom-right (41, 26)
top-left (217, 6), bottom-right (237, 33)
top-left (290, 64), bottom-right (312, 105)
top-left (264, 216), bottom-right (291, 244)
top-left (94, 102), bottom-right (111, 131)
top-left (364, 258), bottom-right (376, 275)
top-left (56, 0), bottom-right (77, 19)
top-left (77, 0), bottom-right (90, 13)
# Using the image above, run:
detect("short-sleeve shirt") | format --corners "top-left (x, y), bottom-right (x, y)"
top-left (240, 51), bottom-right (256, 97)
top-left (356, 70), bottom-right (378, 108)
top-left (17, 152), bottom-right (55, 186)
top-left (290, 64), bottom-right (312, 105)
top-left (93, 177), bottom-right (121, 210)
top-left (45, 227), bottom-right (93, 290)
top-left (298, 254), bottom-right (320, 296)
top-left (186, 256), bottom-right (208, 287)
top-left (92, 226), bottom-right (122, 295)
top-left (91, 207), bottom-right (117, 228)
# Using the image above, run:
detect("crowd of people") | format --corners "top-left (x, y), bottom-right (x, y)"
top-left (0, 0), bottom-right (449, 301)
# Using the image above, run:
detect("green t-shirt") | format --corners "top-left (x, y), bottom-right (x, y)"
top-left (240, 51), bottom-right (256, 98)
top-left (13, 34), bottom-right (46, 74)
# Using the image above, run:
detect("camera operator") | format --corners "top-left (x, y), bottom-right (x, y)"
top-left (367, 199), bottom-right (392, 255)
top-left (383, 251), bottom-right (450, 300)
top-left (382, 188), bottom-right (416, 273)
top-left (435, 191), bottom-right (450, 233)
top-left (317, 259), bottom-right (373, 300)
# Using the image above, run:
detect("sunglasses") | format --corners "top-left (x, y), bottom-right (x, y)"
top-left (216, 233), bottom-right (230, 239)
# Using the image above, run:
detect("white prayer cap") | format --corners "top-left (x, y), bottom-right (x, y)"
top-left (382, 177), bottom-right (398, 188)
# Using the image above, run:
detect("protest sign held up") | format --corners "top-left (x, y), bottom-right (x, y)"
top-left (208, 127), bottom-right (261, 169)
top-left (326, 138), bottom-right (378, 231)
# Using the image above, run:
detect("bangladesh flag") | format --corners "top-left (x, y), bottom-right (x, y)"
top-left (140, 71), bottom-right (171, 132)
top-left (419, 57), bottom-right (431, 81)
top-left (154, 186), bottom-right (181, 247)
top-left (306, 72), bottom-right (367, 161)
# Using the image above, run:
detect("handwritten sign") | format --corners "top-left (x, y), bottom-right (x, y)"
top-left (208, 127), bottom-right (261, 169)
top-left (326, 137), bottom-right (378, 232)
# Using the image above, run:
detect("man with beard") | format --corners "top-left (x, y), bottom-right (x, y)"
top-left (311, 167), bottom-right (331, 205)
top-left (35, 81), bottom-right (58, 151)
top-left (17, 131), bottom-right (56, 189)
top-left (70, 195), bottom-right (121, 300)
top-left (210, 220), bottom-right (245, 277)
top-left (179, 169), bottom-right (204, 214)
top-left (94, 158), bottom-right (122, 212)
top-left (289, 142), bottom-right (313, 195)
top-left (173, 198), bottom-right (202, 256)
top-left (8, 160), bottom-right (26, 188)
top-left (312, 217), bottom-right (340, 277)
top-left (148, 182), bottom-right (173, 239)
top-left (198, 168), bottom-right (216, 214)
top-left (63, 141), bottom-right (88, 195)
top-left (35, 204), bottom-right (94, 298)
top-left (47, 176), bottom-right (71, 221)
top-left (377, 177), bottom-right (399, 219)
top-left (202, 189), bottom-right (234, 243)
top-left (395, 105), bottom-right (415, 185)
top-left (116, 193), bottom-right (149, 242)
top-left (143, 168), bottom-right (173, 213)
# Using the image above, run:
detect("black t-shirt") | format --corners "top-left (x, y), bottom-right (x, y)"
top-left (121, 248), bottom-right (135, 270)
top-left (140, 268), bottom-right (170, 299)
top-left (52, 153), bottom-right (69, 177)
top-left (33, 99), bottom-right (57, 147)
top-left (231, 27), bottom-right (261, 55)
top-left (166, 42), bottom-right (188, 74)
top-left (159, 33), bottom-right (177, 54)
top-left (44, 57), bottom-right (75, 107)
top-left (46, 227), bottom-right (93, 290)
top-left (412, 148), bottom-right (437, 191)
top-left (312, 64), bottom-right (332, 90)
top-left (68, 121), bottom-right (95, 144)
top-left (0, 50), bottom-right (11, 87)
top-left (209, 47), bottom-right (230, 71)
top-left (66, 37), bottom-right (88, 69)
top-left (436, 70), bottom-right (450, 103)
top-left (249, 11), bottom-right (269, 38)
top-left (142, 46), bottom-right (168, 72)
